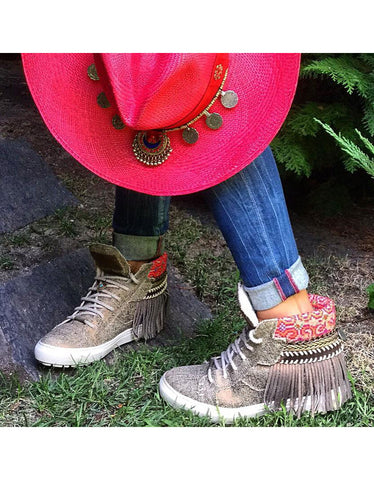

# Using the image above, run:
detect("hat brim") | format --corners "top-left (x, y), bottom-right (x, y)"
top-left (22, 53), bottom-right (300, 196)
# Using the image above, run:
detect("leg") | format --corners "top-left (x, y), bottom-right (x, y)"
top-left (203, 146), bottom-right (312, 318)
top-left (113, 187), bottom-right (171, 270)
top-left (160, 147), bottom-right (351, 422)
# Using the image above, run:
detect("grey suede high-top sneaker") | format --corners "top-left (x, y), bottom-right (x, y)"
top-left (159, 285), bottom-right (351, 423)
top-left (35, 244), bottom-right (168, 367)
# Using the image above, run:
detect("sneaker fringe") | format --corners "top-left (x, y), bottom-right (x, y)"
top-left (133, 290), bottom-right (169, 340)
top-left (264, 351), bottom-right (352, 417)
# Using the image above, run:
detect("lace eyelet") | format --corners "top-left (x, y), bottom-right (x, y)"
top-left (249, 330), bottom-right (263, 344)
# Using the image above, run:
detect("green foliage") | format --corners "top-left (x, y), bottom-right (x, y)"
top-left (315, 120), bottom-right (374, 179)
top-left (301, 55), bottom-right (372, 97)
top-left (0, 255), bottom-right (14, 270)
top-left (273, 53), bottom-right (374, 188)
top-left (367, 284), bottom-right (374, 310)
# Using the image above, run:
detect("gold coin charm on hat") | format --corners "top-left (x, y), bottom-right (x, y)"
top-left (182, 127), bottom-right (199, 144)
top-left (205, 112), bottom-right (223, 130)
top-left (97, 92), bottom-right (110, 108)
top-left (220, 90), bottom-right (239, 109)
top-left (87, 64), bottom-right (99, 81)
top-left (112, 114), bottom-right (125, 130)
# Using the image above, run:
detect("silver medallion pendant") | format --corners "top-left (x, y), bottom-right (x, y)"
top-left (221, 90), bottom-right (239, 109)
top-left (205, 112), bottom-right (223, 130)
top-left (132, 131), bottom-right (172, 166)
top-left (182, 127), bottom-right (199, 144)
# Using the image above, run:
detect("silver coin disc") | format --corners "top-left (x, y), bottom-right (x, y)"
top-left (206, 112), bottom-right (223, 130)
top-left (221, 90), bottom-right (239, 109)
top-left (182, 127), bottom-right (199, 144)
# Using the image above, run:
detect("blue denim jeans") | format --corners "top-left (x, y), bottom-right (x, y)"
top-left (112, 147), bottom-right (308, 310)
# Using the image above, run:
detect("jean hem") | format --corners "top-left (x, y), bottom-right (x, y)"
top-left (243, 256), bottom-right (309, 311)
top-left (112, 232), bottom-right (164, 260)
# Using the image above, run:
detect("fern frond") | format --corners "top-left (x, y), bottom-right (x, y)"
top-left (287, 102), bottom-right (350, 137)
top-left (301, 55), bottom-right (370, 97)
top-left (362, 91), bottom-right (374, 136)
top-left (355, 129), bottom-right (374, 155)
top-left (358, 53), bottom-right (374, 70)
top-left (315, 119), bottom-right (374, 179)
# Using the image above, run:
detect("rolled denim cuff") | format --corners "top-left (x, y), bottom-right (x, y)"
top-left (243, 256), bottom-right (309, 311)
top-left (112, 232), bottom-right (164, 261)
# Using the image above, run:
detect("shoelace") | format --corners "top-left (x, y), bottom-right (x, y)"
top-left (60, 270), bottom-right (139, 329)
top-left (207, 327), bottom-right (263, 383)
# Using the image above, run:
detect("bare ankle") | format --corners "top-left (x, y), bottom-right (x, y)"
top-left (257, 290), bottom-right (314, 321)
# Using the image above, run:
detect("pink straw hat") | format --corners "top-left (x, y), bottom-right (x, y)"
top-left (21, 53), bottom-right (300, 196)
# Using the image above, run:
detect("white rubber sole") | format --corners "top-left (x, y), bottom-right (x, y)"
top-left (35, 328), bottom-right (136, 367)
top-left (159, 374), bottom-right (267, 423)
top-left (159, 374), bottom-right (342, 424)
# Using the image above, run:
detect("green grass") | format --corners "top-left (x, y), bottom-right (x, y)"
top-left (10, 233), bottom-right (30, 247)
top-left (0, 255), bottom-right (14, 270)
top-left (54, 207), bottom-right (79, 238)
top-left (0, 204), bottom-right (373, 427)
top-left (0, 317), bottom-right (372, 427)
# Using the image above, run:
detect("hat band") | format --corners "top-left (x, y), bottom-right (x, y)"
top-left (164, 53), bottom-right (229, 130)
top-left (132, 54), bottom-right (240, 166)
top-left (165, 67), bottom-right (229, 133)
top-left (87, 53), bottom-right (239, 167)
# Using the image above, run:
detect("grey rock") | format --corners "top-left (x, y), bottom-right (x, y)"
top-left (0, 248), bottom-right (211, 380)
top-left (0, 138), bottom-right (77, 234)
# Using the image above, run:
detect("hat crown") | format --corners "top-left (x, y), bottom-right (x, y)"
top-left (94, 53), bottom-right (217, 131)
top-left (22, 52), bottom-right (301, 195)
